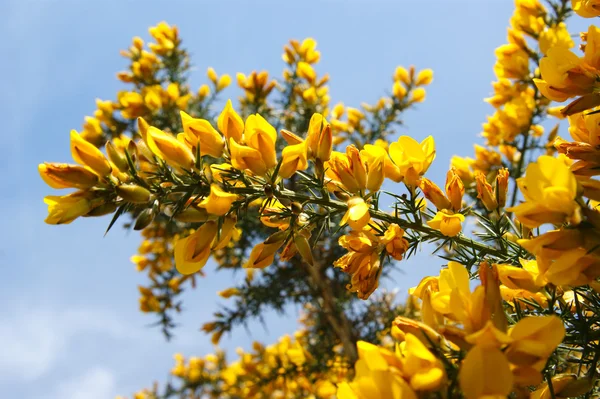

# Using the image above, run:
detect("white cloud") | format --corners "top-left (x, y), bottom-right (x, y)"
top-left (0, 307), bottom-right (135, 382)
top-left (52, 367), bottom-right (116, 399)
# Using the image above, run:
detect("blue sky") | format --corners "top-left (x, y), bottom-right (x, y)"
top-left (1, 1), bottom-right (588, 398)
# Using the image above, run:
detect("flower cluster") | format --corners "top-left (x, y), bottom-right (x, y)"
top-left (38, 2), bottom-right (600, 398)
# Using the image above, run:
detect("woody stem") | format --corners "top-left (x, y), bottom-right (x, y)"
top-left (298, 258), bottom-right (358, 362)
top-left (230, 186), bottom-right (506, 259)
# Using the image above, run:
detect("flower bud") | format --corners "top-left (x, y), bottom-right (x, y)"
top-left (173, 206), bottom-right (212, 223)
top-left (393, 81), bottom-right (407, 99)
top-left (198, 84), bottom-right (210, 98)
top-left (297, 61), bottom-right (316, 83)
top-left (419, 177), bottom-right (451, 211)
top-left (218, 287), bottom-right (240, 299)
top-left (207, 67), bottom-right (218, 83)
top-left (410, 87), bottom-right (426, 103)
top-left (495, 168), bottom-right (509, 208)
top-left (84, 202), bottom-right (118, 217)
top-left (394, 66), bottom-right (410, 84)
top-left (116, 184), bottom-right (151, 203)
top-left (134, 208), bottom-right (155, 230)
top-left (217, 74), bottom-right (232, 91)
top-left (347, 145), bottom-right (367, 192)
top-left (475, 172), bottom-right (498, 211)
top-left (294, 233), bottom-right (314, 266)
top-left (416, 69), bottom-right (434, 85)
top-left (445, 168), bottom-right (464, 212)
top-left (306, 113), bottom-right (333, 163)
top-left (106, 142), bottom-right (129, 172)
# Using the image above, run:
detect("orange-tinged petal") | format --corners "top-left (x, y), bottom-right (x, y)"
top-left (70, 130), bottom-right (112, 176)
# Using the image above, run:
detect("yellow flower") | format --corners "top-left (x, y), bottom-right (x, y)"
top-left (554, 111), bottom-right (600, 176)
top-left (419, 177), bottom-right (451, 211)
top-left (360, 144), bottom-right (388, 192)
top-left (427, 210), bottom-right (464, 237)
top-left (39, 163), bottom-right (99, 189)
top-left (297, 61), bottom-right (316, 83)
top-left (217, 100), bottom-right (244, 143)
top-left (506, 316), bottom-right (565, 367)
top-left (298, 37), bottom-right (321, 63)
top-left (198, 84), bottom-right (210, 98)
top-left (325, 146), bottom-right (367, 194)
top-left (244, 235), bottom-right (285, 269)
top-left (572, 0), bottom-right (600, 17)
top-left (43, 191), bottom-right (94, 225)
top-left (217, 74), bottom-right (232, 91)
top-left (278, 142), bottom-right (308, 179)
top-left (179, 111), bottom-right (225, 158)
top-left (389, 136), bottom-right (436, 186)
top-left (207, 67), bottom-right (218, 83)
top-left (459, 344), bottom-right (514, 399)
top-left (544, 248), bottom-right (600, 286)
top-left (532, 374), bottom-right (595, 398)
top-left (305, 113), bottom-right (332, 162)
top-left (507, 155), bottom-right (579, 228)
top-left (335, 229), bottom-right (383, 299)
top-left (539, 22), bottom-right (574, 55)
top-left (174, 222), bottom-right (218, 275)
top-left (534, 26), bottom-right (600, 113)
top-left (198, 184), bottom-right (238, 216)
top-left (501, 286), bottom-right (548, 309)
top-left (496, 259), bottom-right (546, 292)
top-left (415, 69), bottom-right (434, 86)
top-left (148, 21), bottom-right (177, 55)
top-left (211, 215), bottom-right (238, 250)
top-left (494, 43), bottom-right (529, 80)
top-left (228, 139), bottom-right (268, 176)
top-left (401, 333), bottom-right (445, 391)
top-left (410, 88), bottom-right (426, 103)
top-left (218, 287), bottom-right (240, 298)
top-left (380, 224), bottom-right (409, 260)
top-left (496, 168), bottom-right (509, 208)
top-left (244, 114), bottom-right (278, 169)
top-left (70, 130), bottom-right (112, 176)
top-left (394, 66), bottom-right (411, 84)
top-left (337, 341), bottom-right (417, 399)
top-left (517, 228), bottom-right (585, 259)
top-left (341, 197), bottom-right (371, 231)
top-left (138, 118), bottom-right (195, 170)
top-left (445, 168), bottom-right (464, 211)
top-left (475, 171), bottom-right (498, 211)
top-left (450, 156), bottom-right (474, 185)
top-left (510, 0), bottom-right (546, 35)
top-left (260, 198), bottom-right (291, 230)
top-left (393, 81), bottom-right (407, 99)
top-left (429, 261), bottom-right (469, 313)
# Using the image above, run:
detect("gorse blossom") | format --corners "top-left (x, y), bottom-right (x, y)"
top-left (37, 5), bottom-right (600, 399)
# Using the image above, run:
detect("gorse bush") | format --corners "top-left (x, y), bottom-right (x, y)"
top-left (38, 0), bottom-right (600, 397)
